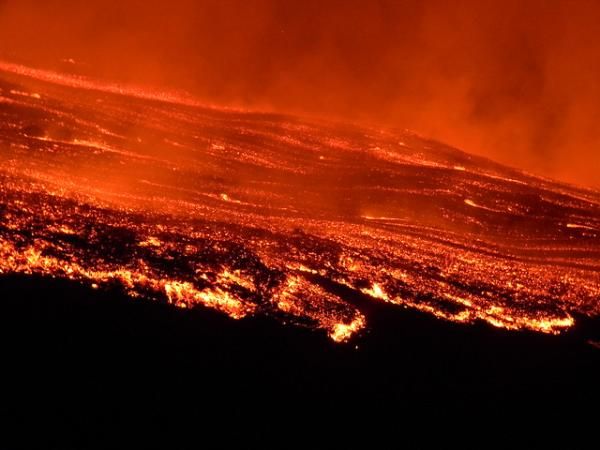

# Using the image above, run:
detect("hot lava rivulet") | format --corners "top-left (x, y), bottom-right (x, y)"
top-left (1, 61), bottom-right (599, 343)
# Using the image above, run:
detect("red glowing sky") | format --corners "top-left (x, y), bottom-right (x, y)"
top-left (1, 0), bottom-right (599, 187)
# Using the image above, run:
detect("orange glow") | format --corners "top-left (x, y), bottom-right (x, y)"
top-left (0, 57), bottom-right (599, 343)
top-left (330, 315), bottom-right (367, 343)
top-left (1, 1), bottom-right (600, 187)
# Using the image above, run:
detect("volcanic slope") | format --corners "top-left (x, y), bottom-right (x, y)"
top-left (1, 61), bottom-right (599, 343)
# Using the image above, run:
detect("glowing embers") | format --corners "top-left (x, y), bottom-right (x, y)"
top-left (164, 281), bottom-right (251, 318)
top-left (330, 315), bottom-right (366, 343)
top-left (139, 236), bottom-right (162, 248)
top-left (1, 61), bottom-right (600, 345)
top-left (361, 282), bottom-right (388, 301)
top-left (332, 253), bottom-right (580, 336)
top-left (0, 236), bottom-right (254, 320)
top-left (271, 274), bottom-right (365, 342)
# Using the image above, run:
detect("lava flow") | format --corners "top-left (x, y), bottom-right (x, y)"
top-left (1, 61), bottom-right (599, 343)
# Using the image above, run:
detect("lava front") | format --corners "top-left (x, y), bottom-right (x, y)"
top-left (1, 61), bottom-right (600, 343)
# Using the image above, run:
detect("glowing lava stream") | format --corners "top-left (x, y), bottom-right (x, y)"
top-left (1, 61), bottom-right (600, 342)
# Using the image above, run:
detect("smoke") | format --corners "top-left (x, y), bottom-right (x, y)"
top-left (1, 0), bottom-right (599, 187)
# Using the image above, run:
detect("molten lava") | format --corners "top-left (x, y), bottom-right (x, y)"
top-left (1, 61), bottom-right (599, 342)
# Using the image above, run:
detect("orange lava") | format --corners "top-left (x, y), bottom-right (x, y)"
top-left (1, 62), bottom-right (599, 342)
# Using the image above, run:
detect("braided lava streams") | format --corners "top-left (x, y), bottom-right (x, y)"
top-left (1, 62), bottom-right (599, 342)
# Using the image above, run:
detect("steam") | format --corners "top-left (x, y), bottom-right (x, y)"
top-left (1, 0), bottom-right (598, 187)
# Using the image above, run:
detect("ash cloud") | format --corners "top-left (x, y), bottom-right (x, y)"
top-left (1, 0), bottom-right (599, 187)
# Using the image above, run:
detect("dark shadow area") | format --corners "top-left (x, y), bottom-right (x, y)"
top-left (0, 274), bottom-right (598, 447)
